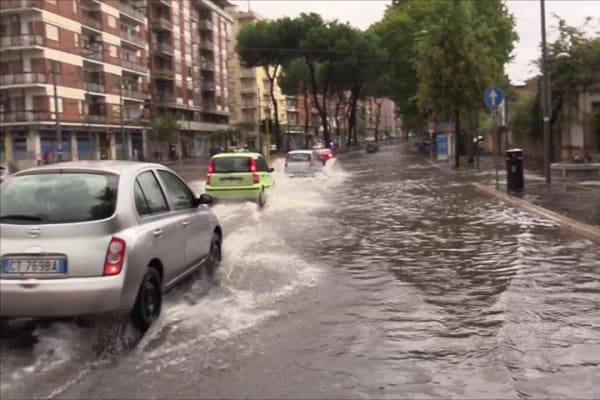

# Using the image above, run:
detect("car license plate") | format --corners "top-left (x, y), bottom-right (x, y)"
top-left (1, 258), bottom-right (67, 274)
top-left (220, 177), bottom-right (243, 185)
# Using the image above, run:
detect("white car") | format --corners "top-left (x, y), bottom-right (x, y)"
top-left (284, 150), bottom-right (323, 177)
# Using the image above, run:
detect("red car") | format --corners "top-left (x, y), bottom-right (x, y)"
top-left (316, 148), bottom-right (336, 165)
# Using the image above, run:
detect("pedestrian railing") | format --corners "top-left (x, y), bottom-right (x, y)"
top-left (0, 34), bottom-right (44, 48)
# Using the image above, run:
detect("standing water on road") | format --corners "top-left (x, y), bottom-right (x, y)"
top-left (1, 146), bottom-right (599, 399)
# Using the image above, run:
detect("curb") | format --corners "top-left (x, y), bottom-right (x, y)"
top-left (473, 183), bottom-right (600, 244)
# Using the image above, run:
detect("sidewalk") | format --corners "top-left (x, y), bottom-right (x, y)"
top-left (428, 153), bottom-right (600, 229)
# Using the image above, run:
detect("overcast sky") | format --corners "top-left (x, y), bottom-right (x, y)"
top-left (230, 0), bottom-right (600, 84)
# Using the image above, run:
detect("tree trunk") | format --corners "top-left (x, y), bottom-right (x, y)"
top-left (455, 108), bottom-right (460, 168)
top-left (303, 87), bottom-right (310, 148)
top-left (374, 99), bottom-right (383, 143)
top-left (334, 92), bottom-right (344, 141)
top-left (346, 93), bottom-right (354, 147)
top-left (305, 58), bottom-right (330, 145)
top-left (265, 65), bottom-right (281, 152)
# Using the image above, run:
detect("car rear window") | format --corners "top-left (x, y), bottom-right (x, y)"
top-left (213, 157), bottom-right (251, 173)
top-left (288, 153), bottom-right (311, 162)
top-left (0, 172), bottom-right (118, 224)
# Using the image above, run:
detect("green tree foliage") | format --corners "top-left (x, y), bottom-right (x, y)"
top-left (150, 113), bottom-right (178, 143)
top-left (236, 17), bottom-right (300, 150)
top-left (375, 0), bottom-right (517, 144)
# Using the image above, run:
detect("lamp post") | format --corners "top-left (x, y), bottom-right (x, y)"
top-left (540, 0), bottom-right (552, 184)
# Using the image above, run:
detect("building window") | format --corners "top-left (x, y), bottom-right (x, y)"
top-left (72, 0), bottom-right (77, 13)
top-left (109, 45), bottom-right (118, 58)
top-left (113, 105), bottom-right (121, 115)
top-left (49, 97), bottom-right (63, 113)
top-left (107, 15), bottom-right (117, 29)
top-left (45, 24), bottom-right (59, 41)
top-left (45, 0), bottom-right (57, 5)
top-left (74, 32), bottom-right (79, 47)
top-left (78, 100), bottom-right (83, 114)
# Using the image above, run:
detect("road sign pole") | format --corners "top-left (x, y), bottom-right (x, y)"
top-left (494, 109), bottom-right (499, 189)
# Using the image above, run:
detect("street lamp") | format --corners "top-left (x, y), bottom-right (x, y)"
top-left (540, 0), bottom-right (552, 184)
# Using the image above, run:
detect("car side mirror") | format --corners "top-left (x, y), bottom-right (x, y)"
top-left (269, 167), bottom-right (275, 172)
top-left (197, 193), bottom-right (213, 206)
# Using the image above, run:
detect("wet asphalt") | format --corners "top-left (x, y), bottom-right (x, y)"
top-left (1, 144), bottom-right (599, 399)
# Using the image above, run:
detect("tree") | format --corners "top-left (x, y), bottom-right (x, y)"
top-left (278, 58), bottom-right (312, 147)
top-left (150, 112), bottom-right (178, 143)
top-left (375, 0), bottom-right (517, 163)
top-left (236, 17), bottom-right (300, 151)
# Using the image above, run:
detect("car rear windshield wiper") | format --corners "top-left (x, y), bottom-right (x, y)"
top-left (0, 214), bottom-right (45, 222)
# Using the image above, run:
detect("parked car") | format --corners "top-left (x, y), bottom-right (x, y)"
top-left (0, 163), bottom-right (9, 183)
top-left (315, 148), bottom-right (336, 165)
top-left (285, 150), bottom-right (323, 177)
top-left (0, 161), bottom-right (222, 331)
top-left (366, 137), bottom-right (379, 153)
top-left (205, 152), bottom-right (274, 208)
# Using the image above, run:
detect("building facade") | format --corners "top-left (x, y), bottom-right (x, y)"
top-left (0, 0), bottom-right (232, 169)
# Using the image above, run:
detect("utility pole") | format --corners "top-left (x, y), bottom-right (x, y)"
top-left (51, 61), bottom-right (63, 162)
top-left (257, 84), bottom-right (263, 154)
top-left (540, 0), bottom-right (552, 184)
top-left (119, 77), bottom-right (125, 160)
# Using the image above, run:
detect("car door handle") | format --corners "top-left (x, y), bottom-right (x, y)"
top-left (153, 229), bottom-right (163, 237)
top-left (182, 220), bottom-right (189, 227)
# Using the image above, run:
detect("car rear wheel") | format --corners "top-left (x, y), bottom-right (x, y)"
top-left (131, 268), bottom-right (162, 331)
top-left (257, 189), bottom-right (266, 208)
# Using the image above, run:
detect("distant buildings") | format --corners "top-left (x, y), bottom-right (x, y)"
top-left (0, 1), bottom-right (401, 168)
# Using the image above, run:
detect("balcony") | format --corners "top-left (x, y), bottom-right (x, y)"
top-left (121, 58), bottom-right (147, 73)
top-left (240, 68), bottom-right (255, 79)
top-left (88, 113), bottom-right (107, 123)
top-left (0, 0), bottom-right (40, 12)
top-left (199, 41), bottom-right (214, 52)
top-left (120, 30), bottom-right (145, 47)
top-left (199, 20), bottom-right (213, 31)
top-left (154, 68), bottom-right (174, 79)
top-left (118, 2), bottom-right (145, 23)
top-left (154, 17), bottom-right (172, 31)
top-left (241, 102), bottom-right (257, 110)
top-left (122, 88), bottom-right (148, 100)
top-left (84, 81), bottom-right (105, 93)
top-left (83, 14), bottom-right (103, 30)
top-left (202, 81), bottom-right (216, 92)
top-left (240, 87), bottom-right (256, 95)
top-left (153, 41), bottom-right (173, 55)
top-left (0, 72), bottom-right (46, 85)
top-left (0, 34), bottom-right (43, 50)
top-left (0, 110), bottom-right (53, 123)
top-left (82, 44), bottom-right (104, 61)
top-left (200, 59), bottom-right (215, 71)
top-left (155, 94), bottom-right (175, 104)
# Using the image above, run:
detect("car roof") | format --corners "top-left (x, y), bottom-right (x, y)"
top-left (211, 152), bottom-right (262, 159)
top-left (13, 160), bottom-right (166, 177)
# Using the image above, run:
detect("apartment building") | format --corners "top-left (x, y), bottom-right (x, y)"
top-left (0, 0), bottom-right (150, 169)
top-left (147, 0), bottom-right (232, 159)
top-left (227, 5), bottom-right (286, 151)
top-left (0, 0), bottom-right (232, 169)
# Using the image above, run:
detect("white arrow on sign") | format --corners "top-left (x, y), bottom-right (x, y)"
top-left (489, 89), bottom-right (498, 107)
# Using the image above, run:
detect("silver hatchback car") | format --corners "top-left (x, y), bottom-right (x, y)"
top-left (0, 161), bottom-right (222, 330)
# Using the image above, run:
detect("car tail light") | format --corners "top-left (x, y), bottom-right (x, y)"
top-left (249, 158), bottom-right (260, 183)
top-left (206, 159), bottom-right (215, 185)
top-left (104, 237), bottom-right (126, 276)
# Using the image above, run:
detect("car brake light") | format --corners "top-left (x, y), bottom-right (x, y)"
top-left (206, 159), bottom-right (214, 185)
top-left (249, 159), bottom-right (260, 183)
top-left (104, 237), bottom-right (126, 276)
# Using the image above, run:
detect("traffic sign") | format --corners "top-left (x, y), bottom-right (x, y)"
top-left (484, 86), bottom-right (504, 109)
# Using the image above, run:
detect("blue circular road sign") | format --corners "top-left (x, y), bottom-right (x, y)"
top-left (484, 86), bottom-right (504, 109)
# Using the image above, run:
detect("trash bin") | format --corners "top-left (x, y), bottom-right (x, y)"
top-left (506, 148), bottom-right (524, 192)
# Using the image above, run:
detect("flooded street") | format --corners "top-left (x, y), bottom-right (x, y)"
top-left (1, 145), bottom-right (599, 399)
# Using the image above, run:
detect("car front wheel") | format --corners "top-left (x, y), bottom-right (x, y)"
top-left (131, 268), bottom-right (162, 331)
top-left (207, 233), bottom-right (222, 274)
